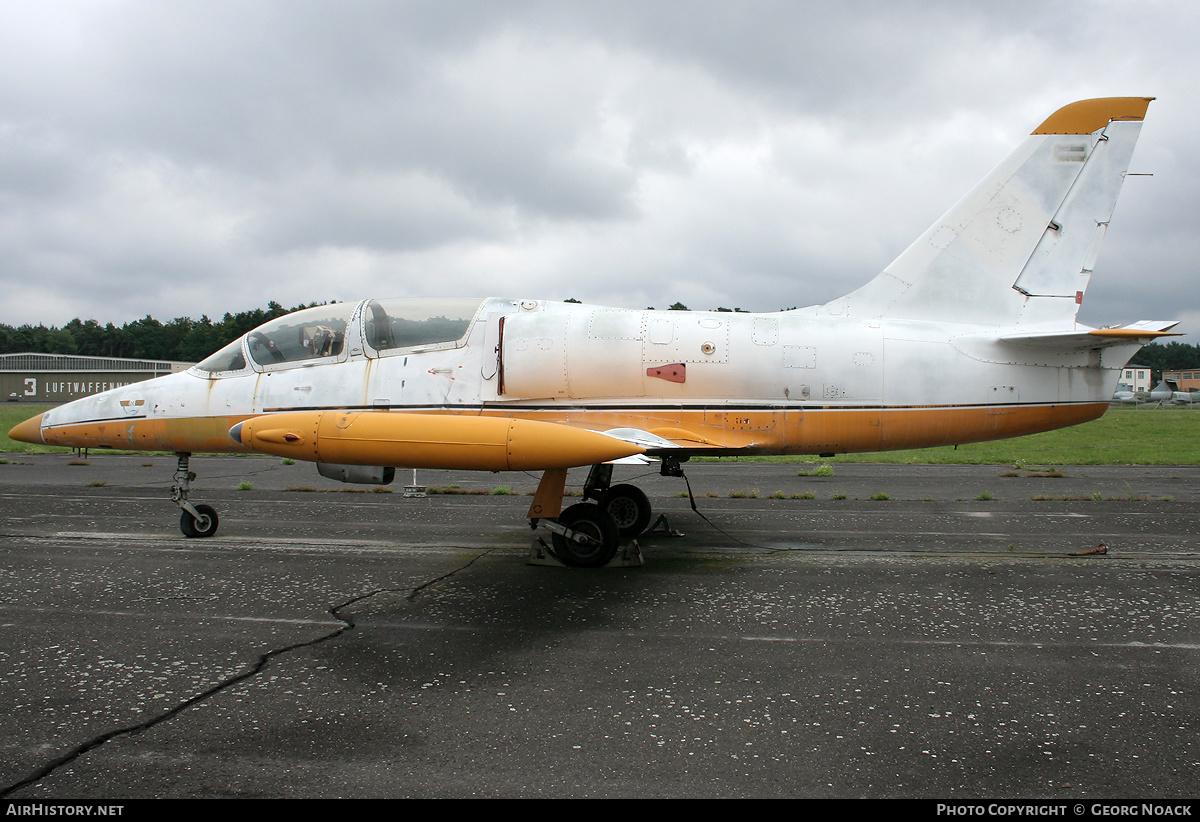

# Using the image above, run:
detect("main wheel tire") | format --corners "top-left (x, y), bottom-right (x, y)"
top-left (180, 504), bottom-right (219, 538)
top-left (550, 503), bottom-right (619, 568)
top-left (599, 484), bottom-right (652, 538)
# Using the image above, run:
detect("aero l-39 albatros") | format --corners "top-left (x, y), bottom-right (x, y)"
top-left (9, 97), bottom-right (1176, 567)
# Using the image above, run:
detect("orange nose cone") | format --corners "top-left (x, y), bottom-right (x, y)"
top-left (8, 412), bottom-right (45, 445)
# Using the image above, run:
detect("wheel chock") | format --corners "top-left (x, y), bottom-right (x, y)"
top-left (527, 536), bottom-right (645, 567)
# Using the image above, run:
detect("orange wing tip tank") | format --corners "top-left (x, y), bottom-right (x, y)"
top-left (233, 411), bottom-right (645, 471)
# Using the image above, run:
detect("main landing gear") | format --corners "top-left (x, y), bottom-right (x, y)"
top-left (172, 452), bottom-right (219, 538)
top-left (549, 502), bottom-right (621, 568)
top-left (528, 458), bottom-right (687, 568)
top-left (584, 464), bottom-right (653, 540)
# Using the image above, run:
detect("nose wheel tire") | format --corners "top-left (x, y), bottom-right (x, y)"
top-left (599, 484), bottom-right (652, 538)
top-left (550, 503), bottom-right (619, 568)
top-left (180, 504), bottom-right (219, 538)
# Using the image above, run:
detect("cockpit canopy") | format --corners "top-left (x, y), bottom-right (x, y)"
top-left (192, 298), bottom-right (485, 376)
top-left (246, 304), bottom-right (355, 366)
top-left (362, 298), bottom-right (482, 354)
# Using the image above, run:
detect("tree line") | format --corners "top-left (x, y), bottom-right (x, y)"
top-left (2, 301), bottom-right (1197, 379)
top-left (0, 302), bottom-right (314, 362)
top-left (1124, 341), bottom-right (1200, 381)
top-left (0, 300), bottom-right (758, 362)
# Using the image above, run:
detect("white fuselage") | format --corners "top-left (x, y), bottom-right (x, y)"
top-left (33, 297), bottom-right (1135, 460)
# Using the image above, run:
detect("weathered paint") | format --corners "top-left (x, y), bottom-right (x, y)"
top-left (7, 98), bottom-right (1170, 473)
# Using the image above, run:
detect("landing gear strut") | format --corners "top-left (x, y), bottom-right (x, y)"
top-left (583, 464), bottom-right (652, 539)
top-left (172, 452), bottom-right (219, 538)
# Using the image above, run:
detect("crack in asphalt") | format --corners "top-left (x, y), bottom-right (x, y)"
top-left (0, 549), bottom-right (492, 798)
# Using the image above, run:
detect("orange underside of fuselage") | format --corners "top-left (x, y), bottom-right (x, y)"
top-left (24, 403), bottom-right (1110, 463)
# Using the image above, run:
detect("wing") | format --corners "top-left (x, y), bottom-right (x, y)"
top-left (596, 423), bottom-right (780, 455)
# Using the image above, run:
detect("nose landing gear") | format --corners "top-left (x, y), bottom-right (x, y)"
top-left (180, 503), bottom-right (219, 538)
top-left (172, 452), bottom-right (219, 538)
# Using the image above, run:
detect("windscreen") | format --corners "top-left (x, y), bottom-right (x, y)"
top-left (194, 339), bottom-right (247, 374)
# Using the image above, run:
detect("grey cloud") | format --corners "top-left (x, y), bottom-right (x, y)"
top-left (0, 0), bottom-right (1197, 334)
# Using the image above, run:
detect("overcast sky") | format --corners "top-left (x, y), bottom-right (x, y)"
top-left (2, 0), bottom-right (1197, 340)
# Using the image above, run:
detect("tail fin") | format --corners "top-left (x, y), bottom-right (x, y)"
top-left (820, 97), bottom-right (1154, 328)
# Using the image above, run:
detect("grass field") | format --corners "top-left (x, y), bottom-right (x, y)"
top-left (2, 403), bottom-right (1197, 465)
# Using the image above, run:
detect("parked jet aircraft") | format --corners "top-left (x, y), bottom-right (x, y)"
top-left (1148, 380), bottom-right (1197, 405)
top-left (8, 97), bottom-right (1179, 566)
top-left (1148, 380), bottom-right (1175, 404)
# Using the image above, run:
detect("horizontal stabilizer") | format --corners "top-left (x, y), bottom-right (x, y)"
top-left (997, 321), bottom-right (1180, 350)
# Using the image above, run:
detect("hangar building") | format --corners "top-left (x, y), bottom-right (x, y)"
top-left (1, 353), bottom-right (192, 404)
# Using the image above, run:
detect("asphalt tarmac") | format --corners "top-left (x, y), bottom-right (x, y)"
top-left (1, 453), bottom-right (1198, 798)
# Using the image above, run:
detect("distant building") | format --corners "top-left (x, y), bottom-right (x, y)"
top-left (1118, 365), bottom-right (1151, 393)
top-left (1163, 369), bottom-right (1200, 391)
top-left (1, 353), bottom-right (192, 404)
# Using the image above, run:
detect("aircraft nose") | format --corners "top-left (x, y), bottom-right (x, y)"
top-left (229, 421), bottom-right (244, 445)
top-left (8, 412), bottom-right (45, 445)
